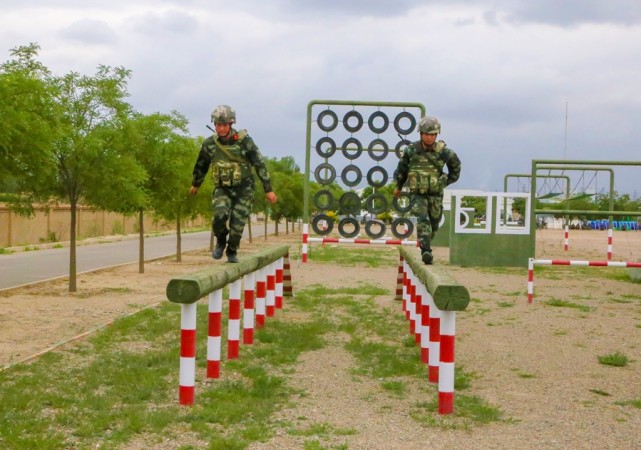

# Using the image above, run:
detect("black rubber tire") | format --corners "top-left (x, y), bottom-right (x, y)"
top-left (317, 109), bottom-right (338, 132)
top-left (339, 192), bottom-right (361, 215)
top-left (365, 193), bottom-right (388, 214)
top-left (367, 111), bottom-right (389, 134)
top-left (314, 163), bottom-right (336, 185)
top-left (343, 110), bottom-right (364, 133)
top-left (394, 111), bottom-right (417, 135)
top-left (338, 217), bottom-right (360, 238)
top-left (391, 218), bottom-right (414, 239)
top-left (341, 137), bottom-right (363, 160)
top-left (311, 213), bottom-right (334, 235)
top-left (365, 220), bottom-right (386, 239)
top-left (341, 164), bottom-right (363, 187)
top-left (366, 166), bottom-right (388, 188)
top-left (313, 189), bottom-right (334, 210)
top-left (367, 138), bottom-right (389, 162)
top-left (315, 136), bottom-right (336, 158)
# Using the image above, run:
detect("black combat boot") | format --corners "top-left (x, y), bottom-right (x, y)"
top-left (420, 246), bottom-right (433, 265)
top-left (226, 247), bottom-right (238, 264)
top-left (421, 251), bottom-right (433, 265)
top-left (212, 235), bottom-right (226, 260)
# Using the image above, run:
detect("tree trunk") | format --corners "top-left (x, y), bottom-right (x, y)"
top-left (247, 219), bottom-right (253, 243)
top-left (138, 208), bottom-right (144, 274)
top-left (264, 211), bottom-right (268, 241)
top-left (69, 200), bottom-right (77, 292)
top-left (176, 215), bottom-right (182, 262)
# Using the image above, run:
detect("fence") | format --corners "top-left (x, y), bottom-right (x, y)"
top-left (396, 246), bottom-right (470, 414)
top-left (166, 245), bottom-right (292, 405)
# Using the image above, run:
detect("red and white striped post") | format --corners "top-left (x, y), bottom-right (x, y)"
top-left (266, 262), bottom-right (276, 317)
top-left (207, 289), bottom-right (223, 378)
top-left (275, 257), bottom-right (284, 310)
top-left (428, 296), bottom-right (441, 384)
top-left (607, 228), bottom-right (613, 260)
top-left (527, 258), bottom-right (535, 304)
top-left (564, 224), bottom-right (569, 251)
top-left (282, 252), bottom-right (293, 298)
top-left (438, 311), bottom-right (456, 414)
top-left (243, 272), bottom-right (256, 344)
top-left (227, 279), bottom-right (242, 359)
top-left (302, 223), bottom-right (309, 263)
top-left (179, 303), bottom-right (197, 405)
top-left (395, 255), bottom-right (405, 300)
top-left (255, 267), bottom-right (267, 328)
top-left (419, 284), bottom-right (430, 365)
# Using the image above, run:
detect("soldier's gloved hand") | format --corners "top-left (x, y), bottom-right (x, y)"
top-left (439, 174), bottom-right (448, 188)
top-left (393, 189), bottom-right (401, 199)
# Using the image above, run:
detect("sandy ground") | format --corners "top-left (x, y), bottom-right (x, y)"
top-left (1, 228), bottom-right (640, 449)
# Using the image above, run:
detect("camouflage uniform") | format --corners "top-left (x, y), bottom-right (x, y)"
top-left (395, 139), bottom-right (461, 259)
top-left (191, 128), bottom-right (273, 258)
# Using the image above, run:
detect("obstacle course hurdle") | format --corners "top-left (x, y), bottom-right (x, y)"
top-left (527, 257), bottom-right (641, 303)
top-left (166, 245), bottom-right (292, 405)
top-left (396, 246), bottom-right (470, 414)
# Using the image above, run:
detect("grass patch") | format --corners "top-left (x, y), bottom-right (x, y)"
top-left (496, 301), bottom-right (514, 308)
top-left (305, 245), bottom-right (397, 267)
top-left (542, 298), bottom-right (593, 312)
top-left (615, 398), bottom-right (641, 409)
top-left (0, 247), bottom-right (14, 254)
top-left (598, 351), bottom-right (629, 367)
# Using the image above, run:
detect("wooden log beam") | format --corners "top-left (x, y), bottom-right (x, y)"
top-left (399, 247), bottom-right (470, 311)
top-left (166, 245), bottom-right (290, 304)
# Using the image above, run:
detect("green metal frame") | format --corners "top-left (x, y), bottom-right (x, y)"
top-left (528, 160), bottom-right (641, 257)
top-left (303, 100), bottom-right (426, 223)
top-left (504, 173), bottom-right (570, 226)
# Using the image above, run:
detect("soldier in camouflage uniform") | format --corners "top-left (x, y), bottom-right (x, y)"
top-left (190, 105), bottom-right (277, 263)
top-left (393, 116), bottom-right (461, 264)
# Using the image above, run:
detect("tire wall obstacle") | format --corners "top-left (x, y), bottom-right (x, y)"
top-left (449, 192), bottom-right (533, 268)
top-left (302, 100), bottom-right (426, 262)
top-left (165, 245), bottom-right (293, 405)
top-left (397, 246), bottom-right (470, 414)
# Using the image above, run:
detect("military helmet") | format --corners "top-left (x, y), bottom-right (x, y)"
top-left (418, 116), bottom-right (441, 134)
top-left (211, 104), bottom-right (236, 124)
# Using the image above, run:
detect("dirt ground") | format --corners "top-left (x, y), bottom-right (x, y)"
top-left (1, 228), bottom-right (640, 449)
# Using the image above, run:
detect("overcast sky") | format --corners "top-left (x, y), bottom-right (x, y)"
top-left (2, 0), bottom-right (641, 197)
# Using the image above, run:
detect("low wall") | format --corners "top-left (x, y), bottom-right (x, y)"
top-left (0, 204), bottom-right (207, 248)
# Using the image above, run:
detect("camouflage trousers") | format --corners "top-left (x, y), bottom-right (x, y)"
top-left (410, 193), bottom-right (443, 252)
top-left (211, 181), bottom-right (255, 251)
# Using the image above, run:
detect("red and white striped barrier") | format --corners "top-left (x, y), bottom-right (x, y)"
top-left (527, 257), bottom-right (641, 303)
top-left (564, 225), bottom-right (569, 251)
top-left (173, 250), bottom-right (292, 405)
top-left (302, 222), bottom-right (419, 262)
top-left (608, 228), bottom-right (613, 260)
top-left (400, 257), bottom-right (458, 415)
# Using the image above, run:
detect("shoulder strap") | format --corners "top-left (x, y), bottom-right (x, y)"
top-left (213, 134), bottom-right (245, 163)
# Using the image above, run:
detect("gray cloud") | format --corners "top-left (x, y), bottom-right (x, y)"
top-left (59, 19), bottom-right (117, 44)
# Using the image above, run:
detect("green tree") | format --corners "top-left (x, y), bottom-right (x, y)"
top-left (264, 156), bottom-right (304, 235)
top-left (0, 43), bottom-right (58, 208)
top-left (126, 112), bottom-right (208, 265)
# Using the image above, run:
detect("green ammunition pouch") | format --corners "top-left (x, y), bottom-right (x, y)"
top-left (407, 141), bottom-right (446, 195)
top-left (209, 130), bottom-right (252, 187)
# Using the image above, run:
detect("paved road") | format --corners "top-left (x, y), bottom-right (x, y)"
top-left (0, 224), bottom-right (275, 291)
